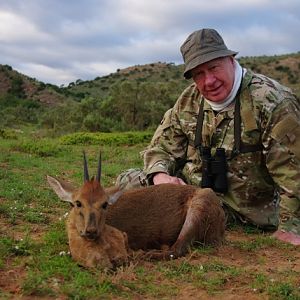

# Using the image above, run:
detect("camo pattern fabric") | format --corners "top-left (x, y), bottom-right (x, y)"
top-left (139, 69), bottom-right (300, 234)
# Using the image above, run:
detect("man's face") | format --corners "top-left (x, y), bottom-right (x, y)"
top-left (191, 56), bottom-right (235, 102)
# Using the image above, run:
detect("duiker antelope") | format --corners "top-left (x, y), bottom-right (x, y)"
top-left (48, 152), bottom-right (225, 268)
top-left (47, 152), bottom-right (129, 269)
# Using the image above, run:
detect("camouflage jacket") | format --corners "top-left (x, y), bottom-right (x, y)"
top-left (143, 69), bottom-right (300, 232)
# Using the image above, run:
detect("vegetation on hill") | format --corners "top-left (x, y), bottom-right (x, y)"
top-left (0, 53), bottom-right (299, 135)
top-left (0, 64), bottom-right (75, 131)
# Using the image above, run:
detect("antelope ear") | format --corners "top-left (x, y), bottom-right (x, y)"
top-left (108, 190), bottom-right (124, 205)
top-left (47, 175), bottom-right (74, 204)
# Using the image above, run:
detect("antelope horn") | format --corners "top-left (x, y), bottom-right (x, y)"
top-left (96, 151), bottom-right (102, 182)
top-left (83, 150), bottom-right (89, 182)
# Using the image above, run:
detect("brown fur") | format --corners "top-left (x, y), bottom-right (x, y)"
top-left (48, 176), bottom-right (225, 269)
top-left (106, 184), bottom-right (225, 257)
top-left (67, 210), bottom-right (129, 269)
top-left (47, 177), bottom-right (129, 269)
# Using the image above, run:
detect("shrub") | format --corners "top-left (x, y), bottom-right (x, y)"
top-left (14, 139), bottom-right (65, 157)
top-left (59, 131), bottom-right (153, 146)
top-left (275, 65), bottom-right (290, 72)
top-left (0, 128), bottom-right (19, 139)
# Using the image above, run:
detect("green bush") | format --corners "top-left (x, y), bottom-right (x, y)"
top-left (59, 131), bottom-right (153, 146)
top-left (0, 128), bottom-right (19, 139)
top-left (14, 139), bottom-right (65, 157)
top-left (0, 95), bottom-right (43, 126)
top-left (275, 65), bottom-right (290, 72)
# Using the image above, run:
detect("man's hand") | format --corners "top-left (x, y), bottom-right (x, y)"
top-left (153, 173), bottom-right (186, 185)
top-left (272, 230), bottom-right (300, 246)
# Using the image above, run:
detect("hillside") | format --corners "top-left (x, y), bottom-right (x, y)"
top-left (0, 64), bottom-right (71, 106)
top-left (0, 65), bottom-right (75, 132)
top-left (64, 53), bottom-right (300, 101)
top-left (63, 62), bottom-right (187, 101)
top-left (1, 53), bottom-right (300, 106)
top-left (239, 53), bottom-right (300, 96)
top-left (0, 52), bottom-right (299, 134)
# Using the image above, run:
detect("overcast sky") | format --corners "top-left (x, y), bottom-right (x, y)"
top-left (0, 0), bottom-right (299, 86)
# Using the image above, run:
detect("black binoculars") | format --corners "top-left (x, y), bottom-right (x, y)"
top-left (200, 146), bottom-right (228, 194)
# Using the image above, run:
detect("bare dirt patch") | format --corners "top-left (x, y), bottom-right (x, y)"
top-left (0, 264), bottom-right (27, 295)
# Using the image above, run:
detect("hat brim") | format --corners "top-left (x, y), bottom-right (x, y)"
top-left (183, 49), bottom-right (238, 79)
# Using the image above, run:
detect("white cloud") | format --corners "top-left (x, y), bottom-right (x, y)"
top-left (0, 11), bottom-right (50, 42)
top-left (16, 63), bottom-right (75, 85)
top-left (0, 0), bottom-right (299, 85)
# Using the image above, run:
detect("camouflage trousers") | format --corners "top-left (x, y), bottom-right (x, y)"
top-left (116, 168), bottom-right (300, 234)
top-left (278, 196), bottom-right (300, 235)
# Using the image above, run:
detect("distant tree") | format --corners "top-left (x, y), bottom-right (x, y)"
top-left (4, 64), bottom-right (12, 71)
top-left (107, 80), bottom-right (179, 130)
top-left (109, 81), bottom-right (143, 129)
top-left (39, 101), bottom-right (82, 134)
top-left (37, 82), bottom-right (46, 91)
top-left (9, 77), bottom-right (25, 98)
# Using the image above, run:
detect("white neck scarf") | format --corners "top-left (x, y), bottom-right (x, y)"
top-left (204, 60), bottom-right (246, 112)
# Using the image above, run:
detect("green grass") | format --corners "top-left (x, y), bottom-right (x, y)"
top-left (251, 273), bottom-right (300, 300)
top-left (229, 233), bottom-right (295, 252)
top-left (160, 259), bottom-right (242, 294)
top-left (0, 128), bottom-right (299, 299)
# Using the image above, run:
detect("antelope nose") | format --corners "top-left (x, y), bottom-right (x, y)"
top-left (85, 228), bottom-right (98, 240)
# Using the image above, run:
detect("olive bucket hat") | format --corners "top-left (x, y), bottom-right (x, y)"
top-left (180, 28), bottom-right (238, 79)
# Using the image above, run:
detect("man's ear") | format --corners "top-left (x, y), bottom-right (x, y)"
top-left (47, 175), bottom-right (74, 204)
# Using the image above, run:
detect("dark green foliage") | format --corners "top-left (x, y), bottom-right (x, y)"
top-left (9, 76), bottom-right (25, 98)
top-left (275, 65), bottom-right (290, 72)
top-left (0, 94), bottom-right (43, 126)
top-left (39, 101), bottom-right (83, 134)
top-left (37, 82), bottom-right (46, 91)
top-left (2, 64), bottom-right (13, 71)
top-left (107, 80), bottom-right (181, 130)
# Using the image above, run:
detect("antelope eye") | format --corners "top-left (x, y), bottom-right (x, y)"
top-left (102, 202), bottom-right (108, 209)
top-left (75, 200), bottom-right (82, 208)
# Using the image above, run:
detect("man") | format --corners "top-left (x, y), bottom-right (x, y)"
top-left (117, 28), bottom-right (300, 245)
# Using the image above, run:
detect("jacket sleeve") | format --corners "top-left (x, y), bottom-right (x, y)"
top-left (263, 92), bottom-right (300, 232)
top-left (142, 96), bottom-right (189, 178)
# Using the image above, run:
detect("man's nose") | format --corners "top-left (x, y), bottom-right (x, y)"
top-left (203, 72), bottom-right (216, 86)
